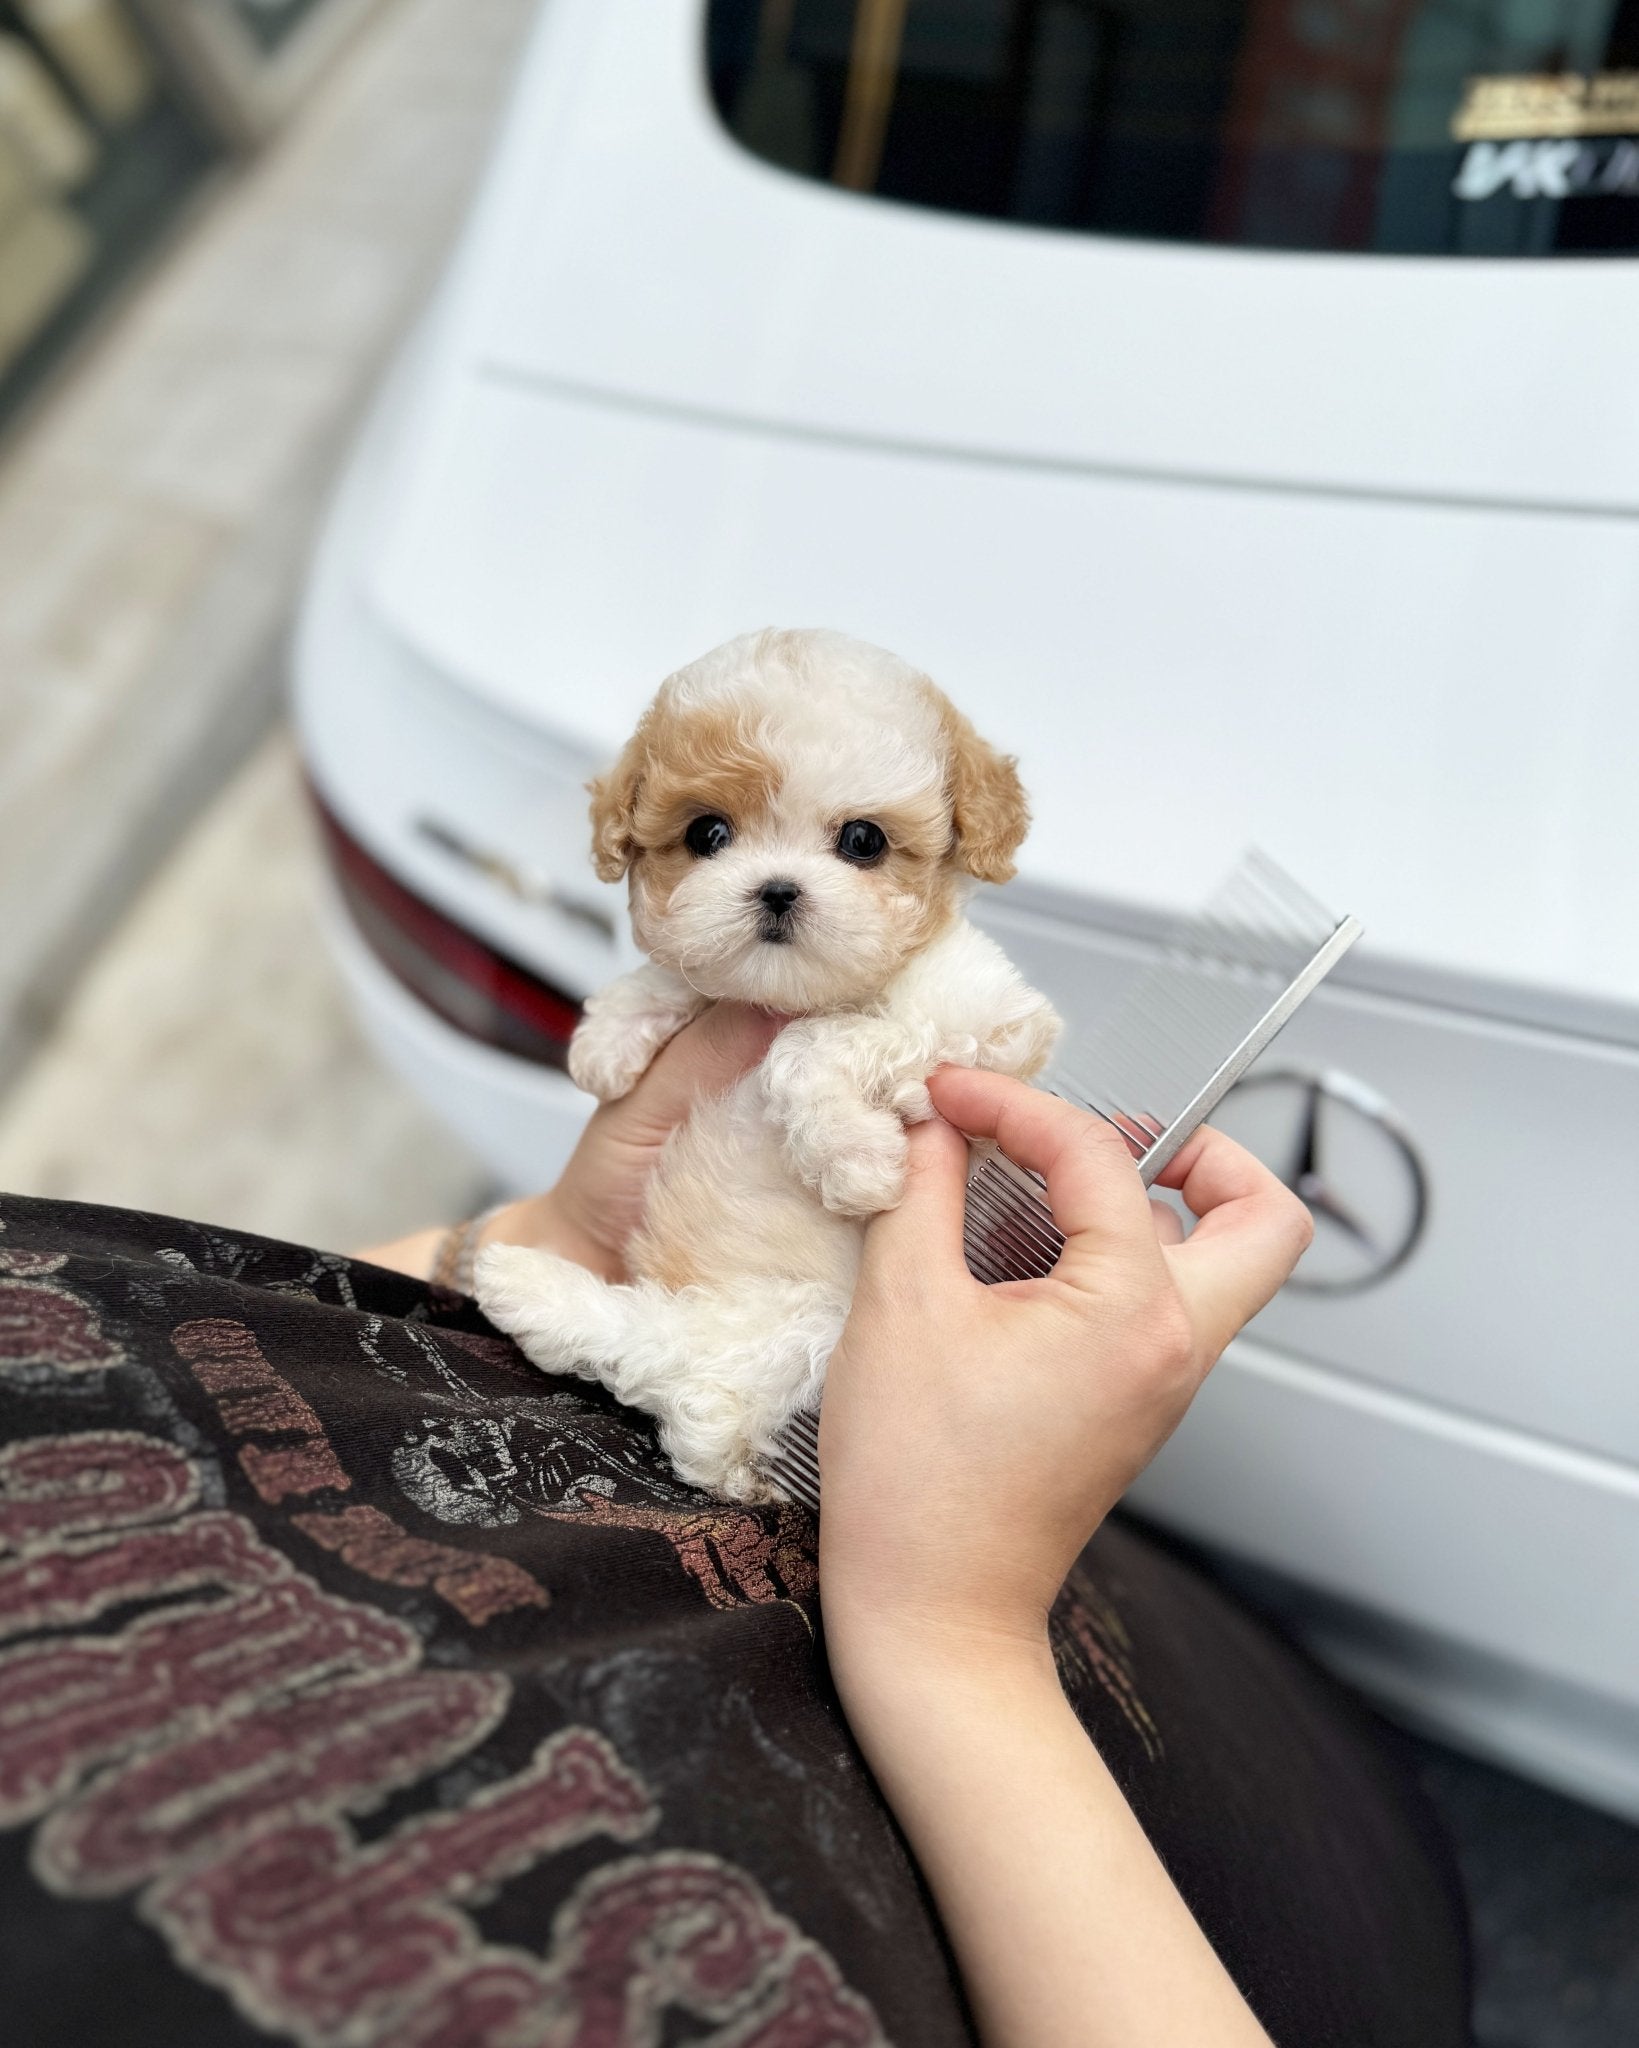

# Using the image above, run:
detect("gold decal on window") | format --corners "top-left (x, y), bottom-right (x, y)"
top-left (1453, 72), bottom-right (1639, 142)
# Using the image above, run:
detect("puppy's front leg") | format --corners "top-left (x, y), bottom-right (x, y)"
top-left (568, 964), bottom-right (707, 1104)
top-left (764, 948), bottom-right (1061, 1218)
top-left (763, 1015), bottom-right (932, 1218)
top-left (883, 921), bottom-right (1063, 1122)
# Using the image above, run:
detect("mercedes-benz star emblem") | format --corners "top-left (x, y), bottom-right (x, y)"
top-left (1210, 1069), bottom-right (1428, 1294)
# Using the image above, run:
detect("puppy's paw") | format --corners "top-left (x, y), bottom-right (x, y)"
top-left (814, 1109), bottom-right (909, 1218)
top-left (567, 967), bottom-right (706, 1102)
top-left (567, 1014), bottom-right (664, 1104)
top-left (474, 1244), bottom-right (597, 1377)
top-left (723, 1462), bottom-right (778, 1505)
top-left (985, 997), bottom-right (1063, 1082)
top-left (707, 1452), bottom-right (777, 1505)
top-left (888, 1074), bottom-right (937, 1123)
top-left (658, 1414), bottom-right (777, 1503)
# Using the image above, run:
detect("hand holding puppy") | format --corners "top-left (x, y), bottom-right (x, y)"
top-left (494, 1000), bottom-right (784, 1280)
top-left (479, 629), bottom-right (1061, 1497)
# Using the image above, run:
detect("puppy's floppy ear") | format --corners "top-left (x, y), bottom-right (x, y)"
top-left (588, 732), bottom-right (645, 882)
top-left (928, 687), bottom-right (1031, 884)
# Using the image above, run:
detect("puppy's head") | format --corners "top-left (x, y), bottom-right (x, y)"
top-left (588, 629), bottom-right (1029, 1011)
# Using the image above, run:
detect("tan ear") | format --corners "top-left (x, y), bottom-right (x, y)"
top-left (930, 689), bottom-right (1030, 884)
top-left (588, 734), bottom-right (645, 882)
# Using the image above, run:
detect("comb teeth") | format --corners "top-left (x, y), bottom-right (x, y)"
top-left (962, 1155), bottom-right (1065, 1285)
top-left (1052, 848), bottom-right (1343, 1175)
top-left (764, 850), bottom-right (1362, 1511)
top-left (762, 1404), bottom-right (822, 1506)
top-left (966, 849), bottom-right (1362, 1286)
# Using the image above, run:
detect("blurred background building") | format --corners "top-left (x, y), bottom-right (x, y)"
top-left (0, 0), bottom-right (393, 434)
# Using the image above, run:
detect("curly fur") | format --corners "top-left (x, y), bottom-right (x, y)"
top-left (477, 629), bottom-right (1059, 1500)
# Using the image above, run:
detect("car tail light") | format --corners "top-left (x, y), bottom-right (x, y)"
top-left (312, 792), bottom-right (582, 1068)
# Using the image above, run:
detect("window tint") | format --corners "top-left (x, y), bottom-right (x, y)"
top-left (706, 0), bottom-right (1639, 254)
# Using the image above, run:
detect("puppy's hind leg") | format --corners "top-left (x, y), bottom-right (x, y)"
top-left (654, 1276), bottom-right (848, 1500)
top-left (476, 1246), bottom-right (844, 1500)
top-left (476, 1243), bottom-right (657, 1389)
top-left (479, 1243), bottom-right (732, 1480)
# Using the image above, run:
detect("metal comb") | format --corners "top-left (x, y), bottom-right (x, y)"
top-left (762, 850), bottom-right (1364, 1511)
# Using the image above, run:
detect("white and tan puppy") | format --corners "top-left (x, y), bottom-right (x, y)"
top-left (477, 629), bottom-right (1059, 1500)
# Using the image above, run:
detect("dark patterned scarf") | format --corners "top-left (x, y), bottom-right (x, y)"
top-left (0, 1195), bottom-right (1469, 2046)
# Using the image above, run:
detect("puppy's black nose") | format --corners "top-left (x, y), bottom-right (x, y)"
top-left (758, 880), bottom-right (802, 917)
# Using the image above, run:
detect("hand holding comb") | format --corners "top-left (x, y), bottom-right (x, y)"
top-left (764, 850), bottom-right (1363, 1508)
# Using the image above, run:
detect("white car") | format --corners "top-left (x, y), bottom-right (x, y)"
top-left (295, 0), bottom-right (1639, 1815)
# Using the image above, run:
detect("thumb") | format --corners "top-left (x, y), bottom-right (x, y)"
top-left (622, 1003), bottom-right (783, 1142)
top-left (858, 1114), bottom-right (974, 1294)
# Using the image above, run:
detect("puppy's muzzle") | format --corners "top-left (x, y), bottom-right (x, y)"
top-left (755, 879), bottom-right (802, 944)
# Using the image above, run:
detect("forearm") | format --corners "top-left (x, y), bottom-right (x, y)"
top-left (829, 1619), bottom-right (1273, 2048)
top-left (354, 1190), bottom-right (614, 1283)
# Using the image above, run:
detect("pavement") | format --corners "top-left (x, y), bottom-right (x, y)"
top-left (0, 0), bottom-right (537, 1097)
top-left (1413, 1738), bottom-right (1639, 2048)
top-left (0, 728), bottom-right (488, 1252)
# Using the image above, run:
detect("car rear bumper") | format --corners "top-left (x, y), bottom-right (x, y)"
top-left (318, 877), bottom-right (592, 1193)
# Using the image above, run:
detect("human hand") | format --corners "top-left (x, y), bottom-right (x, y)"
top-left (494, 1001), bottom-right (783, 1279)
top-left (818, 1066), bottom-right (1313, 1666)
top-left (358, 1002), bottom-right (780, 1283)
top-left (816, 1069), bottom-right (1297, 2048)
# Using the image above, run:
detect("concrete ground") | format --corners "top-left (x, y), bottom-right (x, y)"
top-left (0, 0), bottom-right (532, 1244)
top-left (0, 728), bottom-right (488, 1251)
top-left (0, 0), bottom-right (537, 1095)
top-left (1411, 1738), bottom-right (1639, 2048)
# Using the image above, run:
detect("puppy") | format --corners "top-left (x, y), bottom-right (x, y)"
top-left (477, 628), bottom-right (1059, 1500)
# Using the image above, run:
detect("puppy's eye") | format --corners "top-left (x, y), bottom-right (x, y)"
top-left (685, 814), bottom-right (734, 859)
top-left (835, 819), bottom-right (887, 865)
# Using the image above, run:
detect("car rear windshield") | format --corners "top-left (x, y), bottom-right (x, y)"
top-left (706, 0), bottom-right (1639, 255)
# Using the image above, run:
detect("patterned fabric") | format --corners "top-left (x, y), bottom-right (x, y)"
top-left (0, 1196), bottom-right (1470, 2047)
